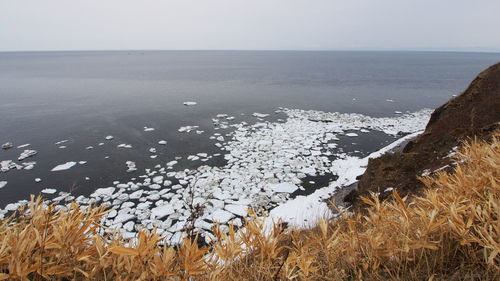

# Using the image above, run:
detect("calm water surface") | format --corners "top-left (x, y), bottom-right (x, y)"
top-left (1, 51), bottom-right (499, 206)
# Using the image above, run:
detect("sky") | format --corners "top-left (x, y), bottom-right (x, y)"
top-left (1, 0), bottom-right (499, 52)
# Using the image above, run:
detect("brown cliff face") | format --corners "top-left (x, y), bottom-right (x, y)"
top-left (345, 63), bottom-right (500, 206)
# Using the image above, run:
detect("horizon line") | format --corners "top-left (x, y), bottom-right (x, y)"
top-left (1, 48), bottom-right (500, 54)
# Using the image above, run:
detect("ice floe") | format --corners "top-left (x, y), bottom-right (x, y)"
top-left (41, 188), bottom-right (57, 194)
top-left (152, 204), bottom-right (175, 219)
top-left (51, 162), bottom-right (77, 171)
top-left (252, 112), bottom-right (269, 118)
top-left (210, 209), bottom-right (234, 223)
top-left (1, 142), bottom-right (13, 149)
top-left (18, 150), bottom-right (37, 161)
top-left (178, 126), bottom-right (199, 133)
top-left (105, 136), bottom-right (114, 140)
top-left (117, 144), bottom-right (133, 148)
top-left (183, 101), bottom-right (197, 106)
top-left (269, 182), bottom-right (299, 193)
top-left (92, 187), bottom-right (115, 197)
top-left (126, 161), bottom-right (137, 172)
top-left (1, 160), bottom-right (22, 172)
top-left (0, 181), bottom-right (7, 189)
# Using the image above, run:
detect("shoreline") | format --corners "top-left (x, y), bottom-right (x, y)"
top-left (0, 108), bottom-right (430, 244)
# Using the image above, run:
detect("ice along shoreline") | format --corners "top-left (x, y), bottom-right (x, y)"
top-left (0, 107), bottom-right (432, 244)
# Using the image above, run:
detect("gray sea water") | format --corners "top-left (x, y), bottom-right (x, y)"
top-left (1, 51), bottom-right (499, 207)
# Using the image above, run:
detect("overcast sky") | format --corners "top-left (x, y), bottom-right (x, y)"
top-left (1, 0), bottom-right (499, 52)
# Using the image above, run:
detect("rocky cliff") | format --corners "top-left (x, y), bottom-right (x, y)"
top-left (345, 62), bottom-right (500, 206)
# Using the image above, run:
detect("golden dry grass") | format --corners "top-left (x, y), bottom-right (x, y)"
top-left (0, 134), bottom-right (498, 280)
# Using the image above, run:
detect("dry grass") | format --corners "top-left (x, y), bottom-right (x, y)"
top-left (0, 134), bottom-right (498, 280)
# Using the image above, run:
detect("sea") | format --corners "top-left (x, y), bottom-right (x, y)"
top-left (1, 50), bottom-right (499, 207)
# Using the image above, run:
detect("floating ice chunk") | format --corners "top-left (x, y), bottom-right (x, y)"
top-left (126, 161), bottom-right (137, 173)
top-left (269, 182), bottom-right (299, 193)
top-left (23, 162), bottom-right (36, 170)
top-left (1, 160), bottom-right (20, 172)
top-left (41, 188), bottom-right (57, 194)
top-left (107, 209), bottom-right (118, 219)
top-left (178, 126), bottom-right (199, 133)
top-left (17, 144), bottom-right (31, 148)
top-left (137, 202), bottom-right (151, 210)
top-left (5, 203), bottom-right (20, 211)
top-left (116, 183), bottom-right (129, 189)
top-left (117, 144), bottom-right (132, 148)
top-left (386, 99), bottom-right (395, 102)
top-left (166, 160), bottom-right (178, 167)
top-left (92, 187), bottom-right (116, 197)
top-left (0, 181), bottom-right (7, 189)
top-left (225, 204), bottom-right (248, 217)
top-left (114, 213), bottom-right (135, 224)
top-left (129, 190), bottom-right (144, 199)
top-left (170, 232), bottom-right (184, 245)
top-left (394, 111), bottom-right (402, 114)
top-left (149, 184), bottom-right (162, 189)
top-left (216, 114), bottom-right (228, 118)
top-left (252, 112), bottom-right (269, 118)
top-left (149, 148), bottom-right (157, 154)
top-left (345, 133), bottom-right (358, 137)
top-left (105, 136), bottom-right (114, 140)
top-left (187, 155), bottom-right (200, 161)
top-left (59, 146), bottom-right (67, 149)
top-left (152, 176), bottom-right (164, 184)
top-left (144, 127), bottom-right (155, 132)
top-left (18, 150), bottom-right (37, 161)
top-left (78, 161), bottom-right (87, 165)
top-left (51, 162), bottom-right (77, 171)
top-left (360, 129), bottom-right (370, 133)
top-left (121, 202), bottom-right (135, 209)
top-left (183, 101), bottom-right (197, 106)
top-left (310, 150), bottom-right (321, 156)
top-left (1, 142), bottom-right (13, 149)
top-left (152, 204), bottom-right (175, 219)
top-left (86, 146), bottom-right (94, 149)
top-left (35, 178), bottom-right (41, 183)
top-left (209, 209), bottom-right (234, 223)
top-left (55, 140), bottom-right (68, 145)
top-left (300, 167), bottom-right (316, 176)
top-left (158, 140), bottom-right (167, 145)
top-left (123, 221), bottom-right (135, 232)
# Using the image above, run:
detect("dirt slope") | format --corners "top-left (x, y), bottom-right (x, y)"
top-left (345, 62), bottom-right (500, 206)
